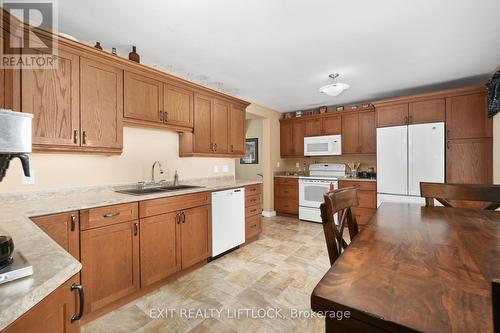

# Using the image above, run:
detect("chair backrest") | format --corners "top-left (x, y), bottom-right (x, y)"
top-left (493, 279), bottom-right (500, 333)
top-left (420, 182), bottom-right (500, 210)
top-left (320, 187), bottom-right (359, 265)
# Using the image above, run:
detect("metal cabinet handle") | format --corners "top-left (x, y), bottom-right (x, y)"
top-left (447, 129), bottom-right (450, 139)
top-left (159, 110), bottom-right (164, 122)
top-left (181, 211), bottom-right (186, 223)
top-left (70, 284), bottom-right (84, 322)
top-left (409, 115), bottom-right (413, 123)
top-left (73, 130), bottom-right (78, 144)
top-left (175, 213), bottom-right (180, 224)
top-left (404, 115), bottom-right (409, 124)
top-left (230, 144), bottom-right (234, 152)
top-left (103, 212), bottom-right (120, 218)
top-left (214, 143), bottom-right (218, 151)
top-left (134, 222), bottom-right (139, 236)
top-left (70, 214), bottom-right (76, 231)
top-left (164, 111), bottom-right (168, 122)
top-left (447, 141), bottom-right (450, 149)
top-left (251, 209), bottom-right (257, 213)
top-left (82, 131), bottom-right (87, 145)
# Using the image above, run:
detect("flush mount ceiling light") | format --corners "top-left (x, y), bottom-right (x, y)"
top-left (319, 73), bottom-right (350, 96)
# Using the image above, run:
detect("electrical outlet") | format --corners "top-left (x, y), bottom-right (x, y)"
top-left (222, 165), bottom-right (229, 173)
top-left (277, 161), bottom-right (280, 168)
top-left (22, 169), bottom-right (35, 185)
top-left (213, 165), bottom-right (219, 173)
top-left (295, 162), bottom-right (300, 168)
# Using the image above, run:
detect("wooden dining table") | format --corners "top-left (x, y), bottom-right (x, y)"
top-left (311, 202), bottom-right (500, 333)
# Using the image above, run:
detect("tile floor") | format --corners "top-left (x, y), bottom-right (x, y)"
top-left (82, 216), bottom-right (330, 333)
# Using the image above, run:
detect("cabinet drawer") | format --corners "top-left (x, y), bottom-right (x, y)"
top-left (274, 177), bottom-right (298, 186)
top-left (140, 192), bottom-right (211, 218)
top-left (339, 180), bottom-right (376, 191)
top-left (246, 215), bottom-right (262, 240)
top-left (245, 194), bottom-right (261, 207)
top-left (245, 183), bottom-right (262, 196)
top-left (275, 198), bottom-right (298, 215)
top-left (80, 203), bottom-right (138, 230)
top-left (245, 203), bottom-right (262, 218)
top-left (274, 184), bottom-right (298, 199)
top-left (351, 207), bottom-right (376, 226)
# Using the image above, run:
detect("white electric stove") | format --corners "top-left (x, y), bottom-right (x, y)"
top-left (299, 163), bottom-right (346, 223)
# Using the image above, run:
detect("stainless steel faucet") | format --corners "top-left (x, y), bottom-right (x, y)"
top-left (151, 161), bottom-right (164, 184)
top-left (173, 170), bottom-right (179, 186)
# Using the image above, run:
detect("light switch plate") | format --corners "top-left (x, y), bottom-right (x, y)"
top-left (222, 165), bottom-right (229, 173)
top-left (22, 169), bottom-right (35, 185)
top-left (295, 162), bottom-right (300, 168)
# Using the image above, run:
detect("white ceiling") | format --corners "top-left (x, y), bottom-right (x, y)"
top-left (55, 0), bottom-right (500, 112)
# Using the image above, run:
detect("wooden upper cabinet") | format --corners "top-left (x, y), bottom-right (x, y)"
top-left (80, 58), bottom-right (123, 149)
top-left (292, 120), bottom-right (305, 156)
top-left (21, 48), bottom-right (80, 146)
top-left (446, 93), bottom-right (492, 139)
top-left (140, 212), bottom-right (181, 287)
top-left (359, 111), bottom-right (376, 154)
top-left (123, 71), bottom-right (162, 123)
top-left (305, 118), bottom-right (322, 136)
top-left (342, 113), bottom-right (359, 154)
top-left (163, 83), bottom-right (193, 128)
top-left (180, 205), bottom-right (211, 269)
top-left (280, 120), bottom-right (293, 157)
top-left (322, 115), bottom-right (341, 135)
top-left (212, 99), bottom-right (230, 153)
top-left (408, 98), bottom-right (445, 124)
top-left (376, 104), bottom-right (408, 127)
top-left (446, 138), bottom-right (492, 184)
top-left (31, 212), bottom-right (80, 260)
top-left (193, 93), bottom-right (213, 153)
top-left (229, 104), bottom-right (246, 154)
top-left (80, 220), bottom-right (140, 314)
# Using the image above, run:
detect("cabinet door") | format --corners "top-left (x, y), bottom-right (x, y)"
top-left (292, 121), bottom-right (305, 156)
top-left (123, 71), bottom-right (162, 123)
top-left (376, 104), bottom-right (408, 127)
top-left (140, 213), bottom-right (181, 287)
top-left (163, 83), bottom-right (193, 128)
top-left (446, 138), bottom-right (492, 184)
top-left (359, 111), bottom-right (376, 154)
top-left (31, 211), bottom-right (80, 260)
top-left (80, 58), bottom-right (123, 149)
top-left (446, 93), bottom-right (492, 139)
top-left (180, 205), bottom-right (211, 269)
top-left (81, 221), bottom-right (140, 313)
top-left (280, 121), bottom-right (293, 157)
top-left (229, 104), bottom-right (245, 154)
top-left (304, 118), bottom-right (322, 136)
top-left (322, 115), bottom-right (341, 135)
top-left (3, 275), bottom-right (81, 333)
top-left (341, 113), bottom-right (359, 154)
top-left (21, 48), bottom-right (80, 146)
top-left (408, 98), bottom-right (445, 124)
top-left (212, 99), bottom-right (230, 153)
top-left (193, 93), bottom-right (213, 153)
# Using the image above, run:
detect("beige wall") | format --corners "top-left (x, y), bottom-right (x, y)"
top-left (282, 156), bottom-right (377, 175)
top-left (0, 126), bottom-right (236, 193)
top-left (236, 119), bottom-right (263, 180)
top-left (245, 104), bottom-right (283, 213)
top-left (494, 113), bottom-right (499, 184)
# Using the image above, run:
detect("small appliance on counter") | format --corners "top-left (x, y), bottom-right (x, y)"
top-left (0, 234), bottom-right (33, 285)
top-left (0, 109), bottom-right (33, 181)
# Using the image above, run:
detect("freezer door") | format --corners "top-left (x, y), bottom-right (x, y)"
top-left (376, 126), bottom-right (408, 195)
top-left (408, 122), bottom-right (445, 196)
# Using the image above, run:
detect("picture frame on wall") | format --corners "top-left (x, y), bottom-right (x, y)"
top-left (240, 138), bottom-right (259, 164)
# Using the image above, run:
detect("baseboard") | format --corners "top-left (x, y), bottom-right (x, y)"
top-left (262, 210), bottom-right (276, 217)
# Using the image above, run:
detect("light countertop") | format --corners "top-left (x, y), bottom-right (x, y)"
top-left (0, 177), bottom-right (261, 330)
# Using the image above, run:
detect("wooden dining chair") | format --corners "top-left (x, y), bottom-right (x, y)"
top-left (494, 279), bottom-right (500, 333)
top-left (420, 182), bottom-right (500, 210)
top-left (320, 187), bottom-right (359, 265)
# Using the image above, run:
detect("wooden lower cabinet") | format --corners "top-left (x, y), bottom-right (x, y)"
top-left (3, 275), bottom-right (82, 333)
top-left (245, 184), bottom-right (262, 243)
top-left (180, 205), bottom-right (211, 268)
top-left (140, 212), bottom-right (181, 287)
top-left (31, 211), bottom-right (80, 260)
top-left (338, 180), bottom-right (377, 227)
top-left (446, 138), bottom-right (493, 184)
top-left (274, 177), bottom-right (299, 215)
top-left (80, 220), bottom-right (140, 314)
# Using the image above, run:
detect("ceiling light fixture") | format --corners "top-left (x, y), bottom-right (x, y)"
top-left (319, 73), bottom-right (350, 96)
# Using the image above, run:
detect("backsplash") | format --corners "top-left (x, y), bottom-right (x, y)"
top-left (281, 155), bottom-right (376, 175)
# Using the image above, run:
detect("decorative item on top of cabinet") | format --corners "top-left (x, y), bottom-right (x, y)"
top-left (128, 46), bottom-right (140, 63)
top-left (179, 92), bottom-right (249, 157)
top-left (94, 42), bottom-right (103, 50)
top-left (2, 274), bottom-right (83, 333)
top-left (274, 177), bottom-right (299, 216)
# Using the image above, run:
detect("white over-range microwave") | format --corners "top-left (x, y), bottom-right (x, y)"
top-left (304, 135), bottom-right (342, 156)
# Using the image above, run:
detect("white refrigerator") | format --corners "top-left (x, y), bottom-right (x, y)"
top-left (376, 122), bottom-right (445, 205)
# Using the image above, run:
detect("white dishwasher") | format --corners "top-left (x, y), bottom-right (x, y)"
top-left (211, 188), bottom-right (245, 258)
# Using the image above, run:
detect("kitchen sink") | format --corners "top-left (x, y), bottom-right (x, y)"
top-left (116, 185), bottom-right (203, 196)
